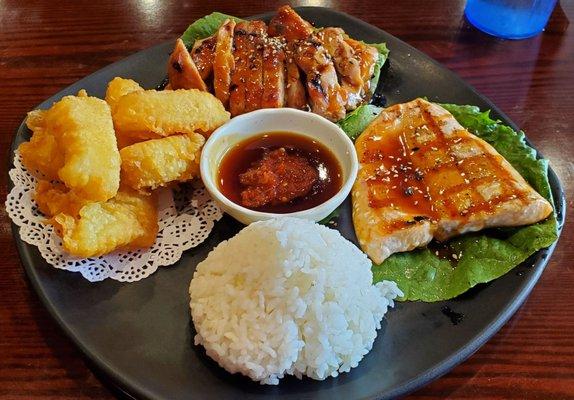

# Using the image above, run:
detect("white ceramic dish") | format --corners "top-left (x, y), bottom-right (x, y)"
top-left (200, 108), bottom-right (359, 225)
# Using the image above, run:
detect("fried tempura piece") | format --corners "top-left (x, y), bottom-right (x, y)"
top-left (19, 110), bottom-right (63, 180)
top-left (35, 180), bottom-right (90, 218)
top-left (112, 89), bottom-right (230, 138)
top-left (115, 132), bottom-right (144, 150)
top-left (104, 78), bottom-right (149, 149)
top-left (19, 95), bottom-right (120, 201)
top-left (52, 189), bottom-right (159, 258)
top-left (115, 128), bottom-right (166, 150)
top-left (120, 133), bottom-right (205, 191)
top-left (105, 77), bottom-right (143, 110)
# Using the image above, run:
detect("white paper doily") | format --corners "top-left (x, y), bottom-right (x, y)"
top-left (6, 151), bottom-right (223, 282)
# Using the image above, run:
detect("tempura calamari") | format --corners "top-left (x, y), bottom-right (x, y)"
top-left (112, 89), bottom-right (230, 138)
top-left (19, 94), bottom-right (121, 202)
top-left (53, 189), bottom-right (159, 258)
top-left (120, 133), bottom-right (205, 191)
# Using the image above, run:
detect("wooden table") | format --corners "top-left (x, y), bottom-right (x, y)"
top-left (0, 1), bottom-right (572, 398)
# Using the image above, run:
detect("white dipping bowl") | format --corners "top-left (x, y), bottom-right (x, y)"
top-left (200, 108), bottom-right (358, 225)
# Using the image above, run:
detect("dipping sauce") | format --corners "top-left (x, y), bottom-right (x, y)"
top-left (218, 132), bottom-right (343, 213)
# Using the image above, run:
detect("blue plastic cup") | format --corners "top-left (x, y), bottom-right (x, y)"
top-left (465, 0), bottom-right (557, 39)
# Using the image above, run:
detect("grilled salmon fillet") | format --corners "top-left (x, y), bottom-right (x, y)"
top-left (352, 98), bottom-right (553, 264)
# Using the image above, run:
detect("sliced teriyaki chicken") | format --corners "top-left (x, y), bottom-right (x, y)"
top-left (317, 28), bottom-right (361, 86)
top-left (167, 6), bottom-right (383, 118)
top-left (229, 21), bottom-right (266, 116)
top-left (285, 55), bottom-right (307, 109)
top-left (268, 6), bottom-right (347, 117)
top-left (268, 5), bottom-right (314, 41)
top-left (213, 19), bottom-right (236, 107)
top-left (316, 27), bottom-right (363, 109)
top-left (352, 98), bottom-right (553, 264)
top-left (191, 35), bottom-right (216, 81)
top-left (292, 38), bottom-right (347, 121)
top-left (168, 38), bottom-right (208, 91)
top-left (262, 36), bottom-right (286, 109)
top-left (345, 38), bottom-right (380, 98)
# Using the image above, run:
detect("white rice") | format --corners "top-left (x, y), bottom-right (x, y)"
top-left (189, 217), bottom-right (402, 385)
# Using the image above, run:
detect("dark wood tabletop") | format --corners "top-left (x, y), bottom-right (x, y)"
top-left (0, 0), bottom-right (572, 399)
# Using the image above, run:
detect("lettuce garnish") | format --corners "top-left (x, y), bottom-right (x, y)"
top-left (181, 12), bottom-right (243, 47)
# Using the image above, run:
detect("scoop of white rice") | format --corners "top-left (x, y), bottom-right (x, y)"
top-left (189, 217), bottom-right (402, 385)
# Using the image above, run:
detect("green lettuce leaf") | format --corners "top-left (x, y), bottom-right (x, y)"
top-left (365, 104), bottom-right (558, 302)
top-left (319, 207), bottom-right (341, 225)
top-left (337, 104), bottom-right (382, 140)
top-left (368, 42), bottom-right (389, 95)
top-left (181, 12), bottom-right (243, 47)
top-left (321, 104), bottom-right (383, 226)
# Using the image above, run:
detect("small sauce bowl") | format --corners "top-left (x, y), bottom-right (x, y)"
top-left (200, 108), bottom-right (358, 225)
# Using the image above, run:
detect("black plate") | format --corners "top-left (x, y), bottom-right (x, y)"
top-left (10, 7), bottom-right (565, 400)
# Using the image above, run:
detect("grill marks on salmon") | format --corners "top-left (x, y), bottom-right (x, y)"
top-left (352, 98), bottom-right (553, 264)
top-left (167, 6), bottom-right (381, 120)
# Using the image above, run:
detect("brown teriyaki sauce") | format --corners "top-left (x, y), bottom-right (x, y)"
top-left (218, 131), bottom-right (343, 213)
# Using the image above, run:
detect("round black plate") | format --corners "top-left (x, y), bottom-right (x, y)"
top-left (10, 7), bottom-right (565, 400)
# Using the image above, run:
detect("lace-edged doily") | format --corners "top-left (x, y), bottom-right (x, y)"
top-left (6, 151), bottom-right (222, 282)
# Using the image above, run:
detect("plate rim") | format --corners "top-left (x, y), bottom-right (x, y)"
top-left (8, 6), bottom-right (566, 400)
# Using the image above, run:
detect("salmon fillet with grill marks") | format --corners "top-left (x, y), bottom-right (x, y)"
top-left (352, 98), bottom-right (553, 264)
